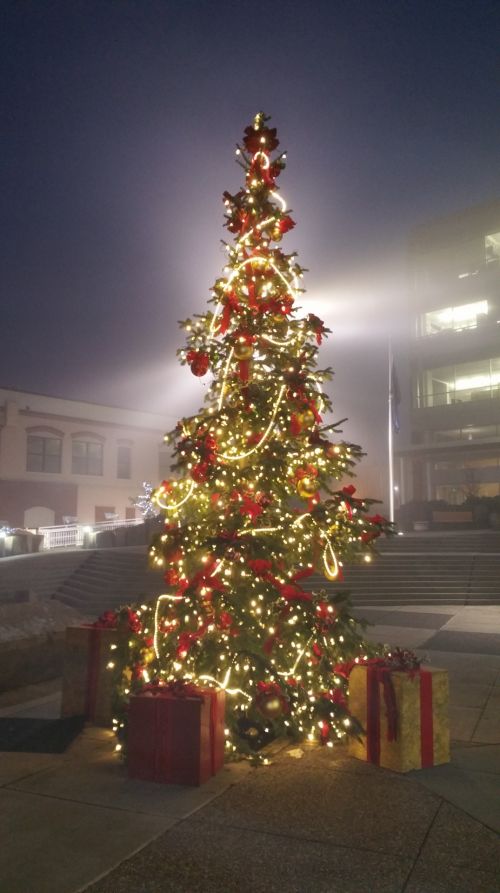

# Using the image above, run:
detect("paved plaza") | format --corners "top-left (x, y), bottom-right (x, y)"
top-left (0, 602), bottom-right (499, 893)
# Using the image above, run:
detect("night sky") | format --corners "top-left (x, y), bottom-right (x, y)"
top-left (2, 0), bottom-right (500, 474)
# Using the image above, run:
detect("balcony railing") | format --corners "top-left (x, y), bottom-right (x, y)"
top-left (417, 384), bottom-right (500, 408)
top-left (39, 517), bottom-right (142, 551)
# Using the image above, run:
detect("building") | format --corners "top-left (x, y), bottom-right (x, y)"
top-left (0, 387), bottom-right (175, 528)
top-left (398, 198), bottom-right (500, 506)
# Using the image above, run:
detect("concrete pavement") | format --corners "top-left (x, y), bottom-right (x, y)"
top-left (0, 604), bottom-right (498, 893)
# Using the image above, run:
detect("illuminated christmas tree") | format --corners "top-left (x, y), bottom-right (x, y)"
top-left (114, 113), bottom-right (390, 758)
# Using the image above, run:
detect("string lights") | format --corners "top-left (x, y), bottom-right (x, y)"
top-left (111, 112), bottom-right (391, 761)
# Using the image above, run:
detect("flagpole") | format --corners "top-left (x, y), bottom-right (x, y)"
top-left (388, 340), bottom-right (395, 523)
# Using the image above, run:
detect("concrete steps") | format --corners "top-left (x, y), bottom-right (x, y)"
top-left (0, 551), bottom-right (90, 602)
top-left (2, 531), bottom-right (500, 617)
top-left (303, 538), bottom-right (500, 605)
top-left (52, 548), bottom-right (163, 616)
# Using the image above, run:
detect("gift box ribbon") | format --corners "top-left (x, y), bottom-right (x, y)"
top-left (84, 627), bottom-right (103, 722)
top-left (366, 666), bottom-right (434, 768)
top-left (145, 684), bottom-right (222, 776)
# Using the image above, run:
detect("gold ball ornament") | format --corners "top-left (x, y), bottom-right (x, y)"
top-left (233, 340), bottom-right (254, 361)
top-left (260, 696), bottom-right (283, 718)
top-left (297, 408), bottom-right (316, 429)
top-left (297, 476), bottom-right (320, 499)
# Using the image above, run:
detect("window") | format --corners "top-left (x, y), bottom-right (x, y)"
top-left (434, 456), bottom-right (500, 471)
top-left (72, 440), bottom-right (103, 475)
top-left (432, 425), bottom-right (500, 443)
top-left (485, 232), bottom-right (500, 263)
top-left (421, 300), bottom-right (488, 335)
top-left (436, 483), bottom-right (500, 504)
top-left (419, 357), bottom-right (500, 407)
top-left (27, 435), bottom-right (62, 473)
top-left (117, 445), bottom-right (131, 479)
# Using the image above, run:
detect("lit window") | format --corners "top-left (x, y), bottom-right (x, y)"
top-left (422, 300), bottom-right (488, 335)
top-left (485, 232), bottom-right (500, 263)
top-left (27, 435), bottom-right (62, 473)
top-left (420, 358), bottom-right (500, 407)
top-left (117, 445), bottom-right (131, 479)
top-left (72, 440), bottom-right (103, 475)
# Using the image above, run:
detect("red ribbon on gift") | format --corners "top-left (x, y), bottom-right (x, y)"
top-left (138, 684), bottom-right (225, 780)
top-left (84, 627), bottom-right (102, 722)
top-left (365, 663), bottom-right (434, 767)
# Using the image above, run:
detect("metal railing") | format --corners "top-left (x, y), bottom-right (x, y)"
top-left (417, 385), bottom-right (500, 408)
top-left (38, 517), bottom-right (142, 551)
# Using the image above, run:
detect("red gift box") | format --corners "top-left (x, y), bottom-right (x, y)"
top-left (127, 685), bottom-right (226, 786)
top-left (60, 624), bottom-right (117, 727)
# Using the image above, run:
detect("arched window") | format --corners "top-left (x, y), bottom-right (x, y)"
top-left (71, 432), bottom-right (104, 476)
top-left (26, 426), bottom-right (63, 474)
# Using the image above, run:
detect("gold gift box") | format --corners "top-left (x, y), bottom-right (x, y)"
top-left (60, 626), bottom-right (116, 727)
top-left (348, 665), bottom-right (450, 772)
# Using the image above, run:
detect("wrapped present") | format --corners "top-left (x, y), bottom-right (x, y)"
top-left (347, 657), bottom-right (450, 772)
top-left (60, 616), bottom-right (118, 727)
top-left (127, 683), bottom-right (226, 786)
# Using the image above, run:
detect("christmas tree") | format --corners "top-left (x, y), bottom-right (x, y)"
top-left (113, 113), bottom-right (390, 759)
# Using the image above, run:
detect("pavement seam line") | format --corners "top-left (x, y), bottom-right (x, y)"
top-left (400, 798), bottom-right (443, 893)
top-left (75, 777), bottom-right (251, 893)
top-left (469, 673), bottom-right (497, 741)
top-left (3, 782), bottom-right (209, 818)
top-left (0, 764), bottom-right (57, 790)
top-left (185, 811), bottom-right (421, 861)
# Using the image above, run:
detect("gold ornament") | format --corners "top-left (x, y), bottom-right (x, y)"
top-left (272, 313), bottom-right (287, 325)
top-left (261, 696), bottom-right (283, 717)
top-left (297, 408), bottom-right (316, 429)
top-left (297, 476), bottom-right (319, 499)
top-left (233, 340), bottom-right (253, 361)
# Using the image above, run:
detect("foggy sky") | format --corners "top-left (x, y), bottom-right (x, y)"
top-left (2, 0), bottom-right (500, 472)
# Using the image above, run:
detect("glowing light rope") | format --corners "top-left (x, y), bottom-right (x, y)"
top-left (209, 257), bottom-right (299, 338)
top-left (270, 189), bottom-right (286, 212)
top-left (292, 514), bottom-right (340, 581)
top-left (323, 539), bottom-right (339, 581)
top-left (218, 347), bottom-right (234, 410)
top-left (277, 637), bottom-right (312, 678)
top-left (155, 479), bottom-right (196, 512)
top-left (261, 329), bottom-right (295, 347)
top-left (219, 385), bottom-right (286, 461)
top-left (199, 667), bottom-right (252, 700)
top-left (252, 150), bottom-right (270, 169)
top-left (153, 594), bottom-right (183, 658)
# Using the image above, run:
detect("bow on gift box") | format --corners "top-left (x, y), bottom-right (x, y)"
top-left (142, 679), bottom-right (205, 700)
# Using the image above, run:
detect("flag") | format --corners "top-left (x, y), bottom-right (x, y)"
top-left (390, 362), bottom-right (401, 433)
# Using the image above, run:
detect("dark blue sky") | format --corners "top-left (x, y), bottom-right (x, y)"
top-left (2, 0), bottom-right (500, 438)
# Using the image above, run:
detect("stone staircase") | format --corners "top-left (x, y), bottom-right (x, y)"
top-left (304, 531), bottom-right (500, 606)
top-left (0, 550), bottom-right (90, 602)
top-left (2, 530), bottom-right (500, 619)
top-left (51, 548), bottom-right (164, 617)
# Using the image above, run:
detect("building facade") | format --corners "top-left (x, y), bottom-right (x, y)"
top-left (0, 387), bottom-right (175, 528)
top-left (398, 198), bottom-right (500, 506)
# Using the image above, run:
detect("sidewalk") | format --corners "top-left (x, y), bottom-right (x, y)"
top-left (0, 605), bottom-right (499, 893)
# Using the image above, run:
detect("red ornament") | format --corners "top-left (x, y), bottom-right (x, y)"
top-left (243, 125), bottom-right (279, 154)
top-left (191, 462), bottom-right (209, 483)
top-left (164, 568), bottom-right (180, 586)
top-left (187, 350), bottom-right (210, 377)
top-left (278, 215), bottom-right (295, 234)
